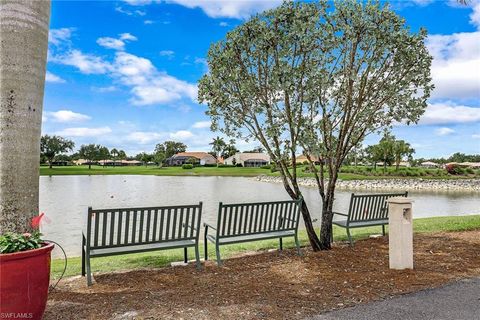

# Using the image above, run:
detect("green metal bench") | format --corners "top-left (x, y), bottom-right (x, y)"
top-left (82, 203), bottom-right (202, 285)
top-left (332, 192), bottom-right (408, 246)
top-left (204, 199), bottom-right (303, 266)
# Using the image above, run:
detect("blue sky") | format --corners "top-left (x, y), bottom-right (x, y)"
top-left (42, 0), bottom-right (480, 158)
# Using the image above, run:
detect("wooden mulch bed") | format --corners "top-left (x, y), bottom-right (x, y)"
top-left (45, 230), bottom-right (480, 319)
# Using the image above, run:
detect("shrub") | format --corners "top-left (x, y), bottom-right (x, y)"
top-left (270, 163), bottom-right (278, 173)
top-left (217, 164), bottom-right (235, 168)
top-left (236, 163), bottom-right (243, 167)
top-left (465, 168), bottom-right (475, 174)
top-left (445, 164), bottom-right (462, 175)
top-left (182, 164), bottom-right (193, 169)
top-left (260, 165), bottom-right (271, 169)
top-left (203, 163), bottom-right (217, 167)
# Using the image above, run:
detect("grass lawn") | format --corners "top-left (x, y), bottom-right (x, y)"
top-left (51, 214), bottom-right (480, 279)
top-left (40, 165), bottom-right (478, 180)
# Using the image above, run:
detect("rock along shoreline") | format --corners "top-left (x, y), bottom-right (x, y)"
top-left (254, 175), bottom-right (480, 193)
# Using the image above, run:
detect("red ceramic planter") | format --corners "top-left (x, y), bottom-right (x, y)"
top-left (0, 242), bottom-right (54, 320)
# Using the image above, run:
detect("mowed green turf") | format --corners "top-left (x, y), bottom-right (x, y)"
top-left (50, 215), bottom-right (480, 279)
top-left (40, 165), bottom-right (269, 177)
top-left (40, 165), bottom-right (478, 180)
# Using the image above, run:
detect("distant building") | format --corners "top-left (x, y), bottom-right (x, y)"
top-left (397, 161), bottom-right (411, 167)
top-left (121, 160), bottom-right (142, 166)
top-left (167, 152), bottom-right (217, 166)
top-left (458, 162), bottom-right (480, 168)
top-left (224, 152), bottom-right (270, 167)
top-left (73, 159), bottom-right (94, 166)
top-left (420, 161), bottom-right (439, 168)
top-left (295, 154), bottom-right (321, 165)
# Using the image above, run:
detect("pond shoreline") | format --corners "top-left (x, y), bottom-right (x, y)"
top-left (254, 175), bottom-right (480, 192)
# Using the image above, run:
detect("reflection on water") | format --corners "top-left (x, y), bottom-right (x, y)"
top-left (40, 175), bottom-right (480, 257)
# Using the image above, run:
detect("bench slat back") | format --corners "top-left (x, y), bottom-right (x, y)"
top-left (348, 192), bottom-right (408, 222)
top-left (87, 203), bottom-right (202, 249)
top-left (216, 199), bottom-right (302, 238)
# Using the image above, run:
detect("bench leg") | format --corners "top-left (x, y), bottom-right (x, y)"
top-left (346, 228), bottom-right (353, 247)
top-left (279, 237), bottom-right (283, 251)
top-left (382, 225), bottom-right (386, 236)
top-left (294, 234), bottom-right (302, 256)
top-left (184, 247), bottom-right (188, 263)
top-left (204, 233), bottom-right (208, 261)
top-left (86, 253), bottom-right (93, 286)
top-left (215, 243), bottom-right (222, 267)
top-left (81, 236), bottom-right (86, 277)
top-left (194, 244), bottom-right (201, 270)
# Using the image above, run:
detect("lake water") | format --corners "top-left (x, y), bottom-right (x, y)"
top-left (39, 175), bottom-right (480, 258)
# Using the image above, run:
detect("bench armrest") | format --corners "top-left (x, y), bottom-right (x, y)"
top-left (332, 212), bottom-right (348, 217)
top-left (203, 222), bottom-right (217, 231)
top-left (182, 222), bottom-right (197, 231)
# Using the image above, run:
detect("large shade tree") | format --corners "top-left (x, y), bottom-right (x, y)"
top-left (40, 135), bottom-right (75, 168)
top-left (78, 144), bottom-right (105, 169)
top-left (199, 0), bottom-right (433, 250)
top-left (0, 1), bottom-right (51, 233)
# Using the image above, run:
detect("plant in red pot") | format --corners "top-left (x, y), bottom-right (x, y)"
top-left (0, 213), bottom-right (54, 320)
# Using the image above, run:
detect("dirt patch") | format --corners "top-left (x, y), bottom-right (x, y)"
top-left (45, 230), bottom-right (480, 319)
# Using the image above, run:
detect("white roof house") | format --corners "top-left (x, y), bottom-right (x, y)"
top-left (420, 161), bottom-right (439, 168)
top-left (224, 152), bottom-right (270, 167)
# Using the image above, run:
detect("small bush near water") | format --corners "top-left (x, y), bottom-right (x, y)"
top-left (182, 164), bottom-right (194, 169)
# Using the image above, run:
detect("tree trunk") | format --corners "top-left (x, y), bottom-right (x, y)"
top-left (319, 183), bottom-right (336, 250)
top-left (0, 1), bottom-right (51, 233)
top-left (88, 163), bottom-right (91, 169)
top-left (279, 177), bottom-right (322, 251)
top-left (49, 162), bottom-right (52, 169)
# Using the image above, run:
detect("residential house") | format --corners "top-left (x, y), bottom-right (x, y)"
top-left (167, 152), bottom-right (217, 166)
top-left (73, 159), bottom-right (96, 166)
top-left (224, 152), bottom-right (270, 167)
top-left (420, 161), bottom-right (439, 168)
top-left (295, 154), bottom-right (321, 165)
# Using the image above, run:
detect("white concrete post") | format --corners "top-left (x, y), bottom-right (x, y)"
top-left (387, 197), bottom-right (414, 270)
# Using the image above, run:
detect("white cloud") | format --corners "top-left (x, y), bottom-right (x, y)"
top-left (97, 37), bottom-right (126, 50)
top-left (57, 127), bottom-right (112, 137)
top-left (127, 131), bottom-right (165, 144)
top-left (472, 134), bottom-right (480, 139)
top-left (419, 102), bottom-right (480, 125)
top-left (411, 0), bottom-right (435, 6)
top-left (170, 130), bottom-right (194, 140)
top-left (159, 50), bottom-right (175, 58)
top-left (92, 86), bottom-right (118, 93)
top-left (113, 52), bottom-right (197, 105)
top-left (123, 0), bottom-right (152, 5)
top-left (144, 20), bottom-right (154, 24)
top-left (97, 33), bottom-right (137, 51)
top-left (45, 71), bottom-right (66, 83)
top-left (51, 50), bottom-right (112, 74)
top-left (49, 28), bottom-right (75, 46)
top-left (219, 21), bottom-right (229, 27)
top-left (470, 0), bottom-right (480, 28)
top-left (120, 33), bottom-right (138, 41)
top-left (47, 110), bottom-right (91, 123)
top-left (435, 127), bottom-right (455, 136)
top-left (166, 0), bottom-right (282, 19)
top-left (192, 121), bottom-right (211, 129)
top-left (115, 6), bottom-right (146, 16)
top-left (426, 31), bottom-right (480, 99)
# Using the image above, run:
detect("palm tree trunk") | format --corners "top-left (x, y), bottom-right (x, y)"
top-left (0, 0), bottom-right (51, 233)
